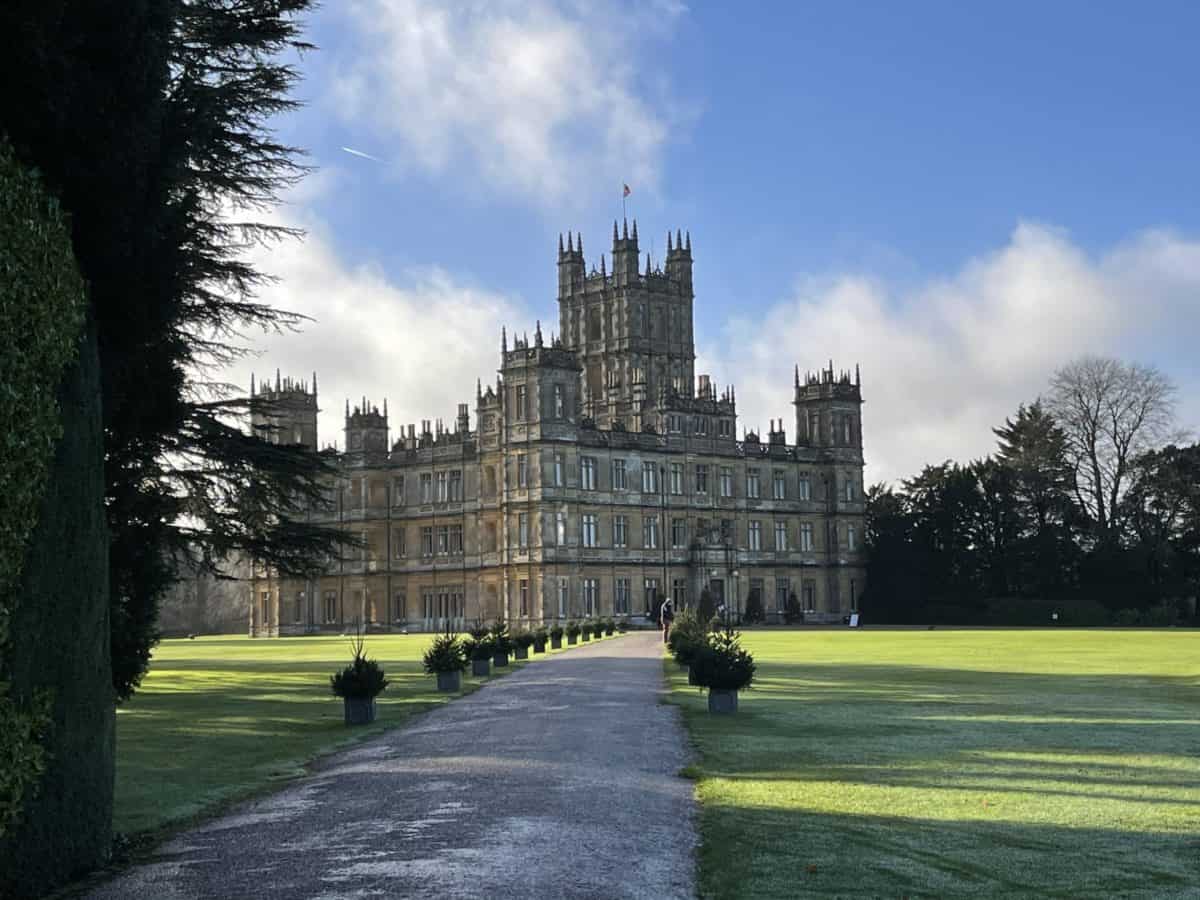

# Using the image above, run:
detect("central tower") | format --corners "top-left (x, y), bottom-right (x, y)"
top-left (557, 220), bottom-right (695, 429)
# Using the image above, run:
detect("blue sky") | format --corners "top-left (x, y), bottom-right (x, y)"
top-left (242, 0), bottom-right (1200, 482)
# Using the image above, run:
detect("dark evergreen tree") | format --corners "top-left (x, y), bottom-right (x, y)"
top-left (1, 1), bottom-right (347, 892)
top-left (993, 401), bottom-right (1079, 596)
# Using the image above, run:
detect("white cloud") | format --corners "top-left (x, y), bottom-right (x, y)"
top-left (701, 223), bottom-right (1200, 485)
top-left (227, 199), bottom-right (525, 447)
top-left (328, 0), bottom-right (684, 207)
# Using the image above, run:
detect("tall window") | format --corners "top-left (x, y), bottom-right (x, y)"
top-left (436, 471), bottom-right (448, 502)
top-left (747, 468), bottom-right (761, 499)
top-left (437, 524), bottom-right (450, 555)
top-left (775, 578), bottom-right (789, 612)
top-left (324, 591), bottom-right (337, 623)
top-left (613, 514), bottom-right (627, 548)
top-left (614, 577), bottom-right (631, 614)
top-left (773, 470), bottom-right (786, 500)
top-left (293, 591), bottom-right (304, 624)
top-left (720, 467), bottom-right (733, 498)
top-left (422, 588), bottom-right (435, 620)
top-left (421, 526), bottom-right (434, 557)
top-left (583, 578), bottom-right (599, 616)
top-left (803, 579), bottom-right (816, 611)
top-left (420, 472), bottom-right (433, 504)
top-left (558, 579), bottom-right (569, 617)
top-left (672, 578), bottom-right (688, 607)
top-left (749, 520), bottom-right (762, 551)
top-left (847, 524), bottom-right (857, 551)
top-left (721, 519), bottom-right (734, 542)
top-left (843, 416), bottom-right (853, 445)
top-left (554, 384), bottom-right (564, 418)
top-left (718, 418), bottom-right (732, 437)
top-left (519, 579), bottom-right (529, 617)
top-left (392, 476), bottom-right (406, 506)
top-left (611, 458), bottom-right (627, 491)
top-left (695, 464), bottom-right (709, 494)
top-left (582, 514), bottom-right (598, 548)
top-left (843, 474), bottom-right (855, 502)
top-left (448, 470), bottom-right (462, 502)
top-left (800, 522), bottom-right (814, 551)
top-left (643, 516), bottom-right (659, 549)
top-left (392, 528), bottom-right (407, 558)
top-left (798, 475), bottom-right (811, 501)
top-left (553, 452), bottom-right (564, 487)
top-left (515, 384), bottom-right (527, 419)
top-left (672, 518), bottom-right (687, 548)
top-left (517, 454), bottom-right (528, 489)
top-left (392, 590), bottom-right (406, 623)
top-left (449, 524), bottom-right (463, 554)
top-left (556, 511), bottom-right (567, 545)
top-left (518, 513), bottom-right (529, 549)
top-left (581, 456), bottom-right (597, 490)
top-left (644, 577), bottom-right (660, 612)
top-left (774, 520), bottom-right (788, 551)
top-left (670, 463), bottom-right (683, 495)
top-left (642, 463), bottom-right (658, 493)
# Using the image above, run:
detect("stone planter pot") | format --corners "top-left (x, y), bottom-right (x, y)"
top-left (492, 653), bottom-right (509, 668)
top-left (436, 670), bottom-right (461, 692)
top-left (514, 646), bottom-right (529, 660)
top-left (581, 632), bottom-right (591, 642)
top-left (533, 642), bottom-right (546, 654)
top-left (551, 636), bottom-right (562, 649)
top-left (707, 689), bottom-right (738, 714)
top-left (471, 658), bottom-right (490, 677)
top-left (567, 634), bottom-right (578, 645)
top-left (343, 696), bottom-right (377, 725)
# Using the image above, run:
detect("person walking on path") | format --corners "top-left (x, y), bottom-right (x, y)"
top-left (660, 596), bottom-right (675, 643)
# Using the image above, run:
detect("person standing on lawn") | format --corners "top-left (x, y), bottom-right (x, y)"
top-left (660, 597), bottom-right (675, 643)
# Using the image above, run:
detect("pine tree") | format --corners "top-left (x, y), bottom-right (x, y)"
top-left (1, 2), bottom-right (347, 891)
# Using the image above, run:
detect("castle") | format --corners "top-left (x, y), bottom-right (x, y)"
top-left (249, 222), bottom-right (865, 635)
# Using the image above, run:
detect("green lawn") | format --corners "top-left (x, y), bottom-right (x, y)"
top-left (114, 632), bottom-right (585, 836)
top-left (667, 629), bottom-right (1200, 899)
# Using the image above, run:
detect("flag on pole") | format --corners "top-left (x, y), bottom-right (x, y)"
top-left (623, 183), bottom-right (631, 197)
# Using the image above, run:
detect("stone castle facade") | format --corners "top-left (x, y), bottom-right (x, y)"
top-left (249, 222), bottom-right (865, 636)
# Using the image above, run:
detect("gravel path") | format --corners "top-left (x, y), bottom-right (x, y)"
top-left (87, 632), bottom-right (697, 899)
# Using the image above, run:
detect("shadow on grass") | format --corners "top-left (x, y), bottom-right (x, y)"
top-left (669, 661), bottom-right (1200, 899)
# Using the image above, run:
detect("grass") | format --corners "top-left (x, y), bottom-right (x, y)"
top-left (114, 631), bottom-right (597, 837)
top-left (666, 629), bottom-right (1200, 899)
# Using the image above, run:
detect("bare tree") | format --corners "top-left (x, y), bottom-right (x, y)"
top-left (1047, 356), bottom-right (1179, 539)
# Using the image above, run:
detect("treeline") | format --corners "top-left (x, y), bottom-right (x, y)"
top-left (863, 357), bottom-right (1198, 626)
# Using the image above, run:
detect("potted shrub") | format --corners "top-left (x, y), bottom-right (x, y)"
top-left (532, 626), bottom-right (549, 654)
top-left (330, 632), bottom-right (389, 725)
top-left (512, 628), bottom-right (535, 660)
top-left (422, 633), bottom-right (468, 692)
top-left (604, 617), bottom-right (616, 636)
top-left (464, 635), bottom-right (494, 677)
top-left (490, 621), bottom-right (512, 667)
top-left (565, 620), bottom-right (581, 645)
top-left (691, 630), bottom-right (756, 714)
top-left (580, 620), bottom-right (592, 641)
top-left (667, 610), bottom-right (707, 674)
top-left (550, 623), bottom-right (564, 649)
top-left (616, 620), bottom-right (629, 633)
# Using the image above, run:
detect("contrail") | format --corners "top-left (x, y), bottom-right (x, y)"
top-left (341, 146), bottom-right (381, 162)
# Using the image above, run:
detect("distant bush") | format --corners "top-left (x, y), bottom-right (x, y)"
top-left (743, 590), bottom-right (765, 624)
top-left (784, 590), bottom-right (804, 625)
top-left (667, 610), bottom-right (708, 667)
